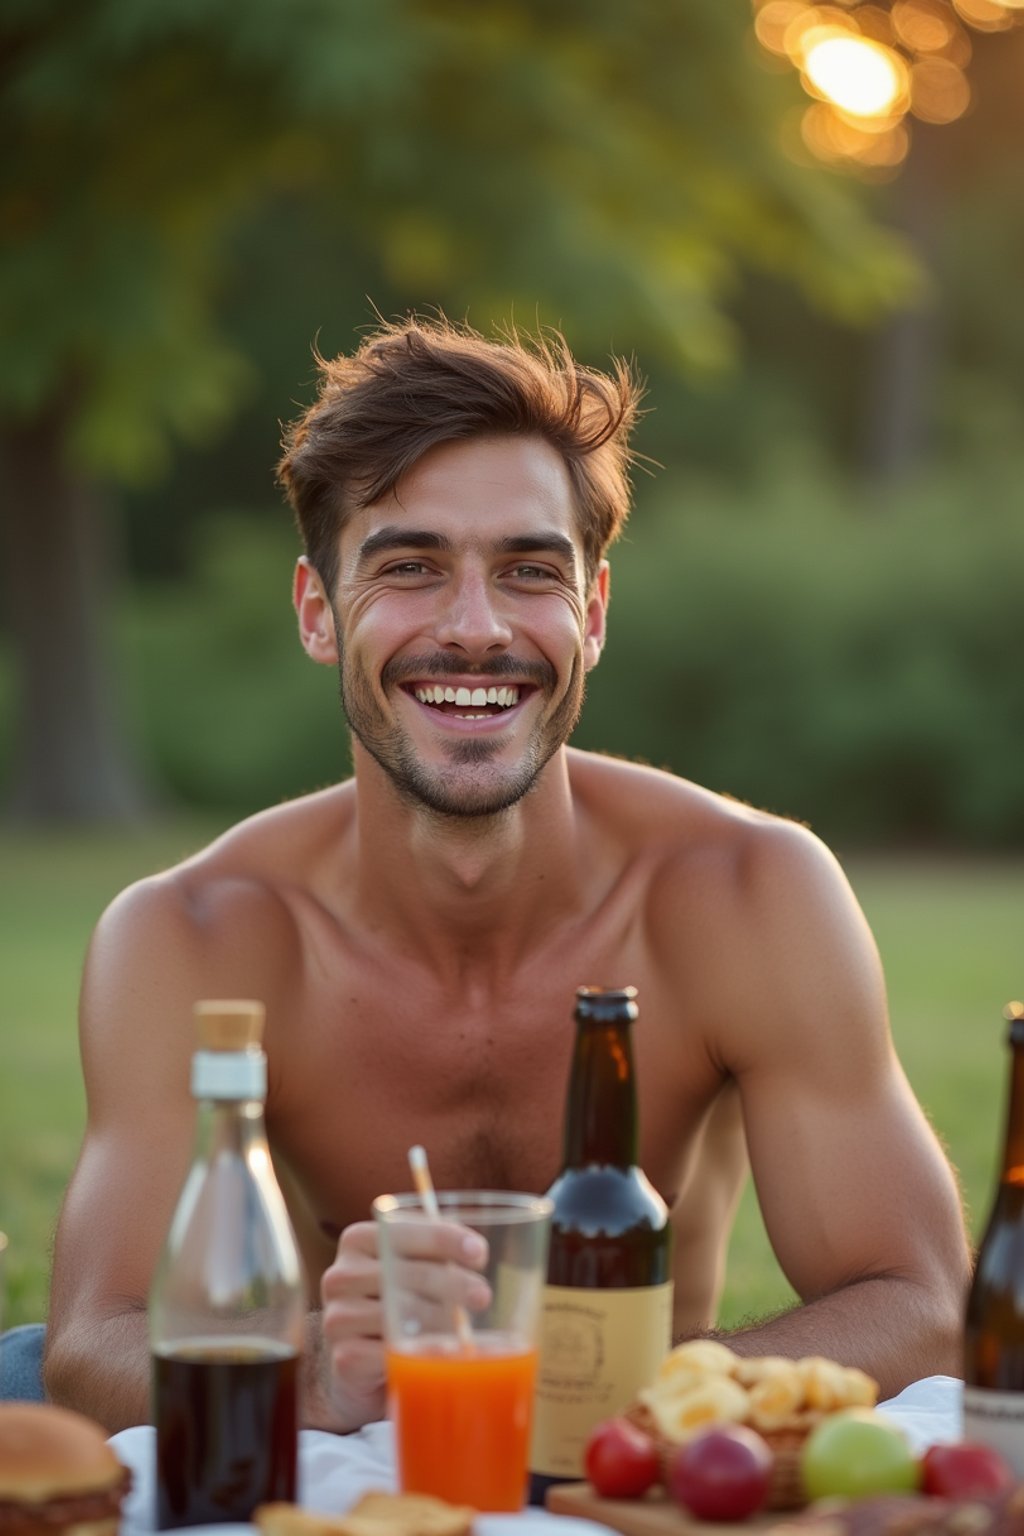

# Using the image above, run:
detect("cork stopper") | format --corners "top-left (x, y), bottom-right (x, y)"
top-left (194, 999), bottom-right (265, 1052)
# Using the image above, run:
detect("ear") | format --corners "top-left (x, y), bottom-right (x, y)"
top-left (582, 561), bottom-right (610, 672)
top-left (294, 557), bottom-right (339, 666)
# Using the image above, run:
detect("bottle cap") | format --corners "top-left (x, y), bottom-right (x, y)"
top-left (575, 985), bottom-right (639, 1023)
top-left (194, 999), bottom-right (265, 1050)
top-left (192, 1000), bottom-right (267, 1100)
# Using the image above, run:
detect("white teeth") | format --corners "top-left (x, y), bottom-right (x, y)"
top-left (412, 684), bottom-right (521, 709)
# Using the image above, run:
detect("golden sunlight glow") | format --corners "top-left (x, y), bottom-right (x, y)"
top-left (952, 0), bottom-right (1015, 27)
top-left (755, 1), bottom-right (809, 54)
top-left (910, 55), bottom-right (972, 120)
top-left (801, 30), bottom-right (909, 117)
top-left (752, 0), bottom-right (1022, 170)
top-left (892, 0), bottom-right (964, 51)
top-left (801, 101), bottom-right (910, 170)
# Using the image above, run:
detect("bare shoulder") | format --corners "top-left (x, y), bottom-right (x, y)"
top-left (82, 785), bottom-right (355, 1075)
top-left (568, 745), bottom-right (837, 885)
top-left (568, 749), bottom-right (883, 1055)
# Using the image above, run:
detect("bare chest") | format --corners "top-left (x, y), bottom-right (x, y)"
top-left (265, 923), bottom-right (721, 1251)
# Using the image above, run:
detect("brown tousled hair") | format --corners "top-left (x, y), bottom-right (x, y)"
top-left (276, 313), bottom-right (643, 595)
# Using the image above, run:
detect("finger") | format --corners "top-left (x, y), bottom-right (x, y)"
top-left (322, 1296), bottom-right (384, 1344)
top-left (390, 1256), bottom-right (492, 1313)
top-left (321, 1248), bottom-right (381, 1305)
top-left (379, 1220), bottom-right (489, 1269)
top-left (335, 1221), bottom-right (379, 1259)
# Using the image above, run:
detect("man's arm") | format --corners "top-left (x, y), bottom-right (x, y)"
top-left (45, 871), bottom-right (358, 1432)
top-left (697, 821), bottom-right (971, 1395)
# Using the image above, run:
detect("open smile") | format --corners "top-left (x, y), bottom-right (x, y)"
top-left (402, 681), bottom-right (535, 724)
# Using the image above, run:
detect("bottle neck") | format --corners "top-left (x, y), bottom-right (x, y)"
top-left (999, 1038), bottom-right (1024, 1184)
top-left (196, 1098), bottom-right (267, 1157)
top-left (562, 1018), bottom-right (638, 1170)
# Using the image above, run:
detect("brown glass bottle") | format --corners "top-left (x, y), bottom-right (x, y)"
top-left (528, 987), bottom-right (672, 1502)
top-left (964, 1001), bottom-right (1024, 1473)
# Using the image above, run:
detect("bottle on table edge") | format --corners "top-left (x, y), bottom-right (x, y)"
top-left (528, 985), bottom-right (673, 1504)
top-left (149, 998), bottom-right (306, 1529)
top-left (964, 999), bottom-right (1024, 1475)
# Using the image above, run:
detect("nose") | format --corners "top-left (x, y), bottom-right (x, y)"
top-left (432, 566), bottom-right (513, 655)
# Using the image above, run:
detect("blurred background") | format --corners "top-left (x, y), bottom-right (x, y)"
top-left (1, 0), bottom-right (1022, 1330)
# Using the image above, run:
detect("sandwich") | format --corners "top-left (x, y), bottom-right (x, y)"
top-left (0, 1403), bottom-right (131, 1536)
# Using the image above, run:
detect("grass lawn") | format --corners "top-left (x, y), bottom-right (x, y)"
top-left (1, 824), bottom-right (1020, 1332)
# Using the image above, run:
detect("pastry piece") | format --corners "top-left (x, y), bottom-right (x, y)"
top-left (255, 1491), bottom-right (476, 1536)
top-left (641, 1375), bottom-right (751, 1439)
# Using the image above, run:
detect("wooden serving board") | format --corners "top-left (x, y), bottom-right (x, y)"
top-left (546, 1482), bottom-right (784, 1536)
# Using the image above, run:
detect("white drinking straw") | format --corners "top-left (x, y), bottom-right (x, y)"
top-left (407, 1145), bottom-right (473, 1346)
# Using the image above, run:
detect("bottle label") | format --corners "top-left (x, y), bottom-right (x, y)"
top-left (963, 1386), bottom-right (1024, 1475)
top-left (529, 1281), bottom-right (674, 1479)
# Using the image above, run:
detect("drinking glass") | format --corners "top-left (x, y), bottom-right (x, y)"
top-left (373, 1191), bottom-right (552, 1511)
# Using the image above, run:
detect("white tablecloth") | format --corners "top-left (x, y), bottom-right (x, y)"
top-left (109, 1375), bottom-right (965, 1536)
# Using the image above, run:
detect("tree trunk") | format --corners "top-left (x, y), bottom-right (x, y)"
top-left (862, 125), bottom-right (946, 481)
top-left (0, 399), bottom-right (151, 822)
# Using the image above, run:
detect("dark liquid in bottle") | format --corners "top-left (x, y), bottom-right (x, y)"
top-left (154, 1341), bottom-right (298, 1529)
top-left (966, 1180), bottom-right (1024, 1389)
top-left (528, 988), bottom-right (671, 1506)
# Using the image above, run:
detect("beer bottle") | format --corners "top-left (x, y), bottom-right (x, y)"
top-left (529, 986), bottom-right (672, 1501)
top-left (964, 1000), bottom-right (1024, 1473)
top-left (149, 1000), bottom-right (306, 1528)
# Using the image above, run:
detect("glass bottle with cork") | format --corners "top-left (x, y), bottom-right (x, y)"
top-left (529, 985), bottom-right (673, 1502)
top-left (149, 999), bottom-right (305, 1529)
top-left (964, 999), bottom-right (1024, 1473)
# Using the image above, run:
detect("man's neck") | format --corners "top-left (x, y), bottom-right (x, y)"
top-left (345, 745), bottom-right (589, 976)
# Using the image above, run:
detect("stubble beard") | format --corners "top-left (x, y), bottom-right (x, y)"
top-left (335, 640), bottom-right (587, 820)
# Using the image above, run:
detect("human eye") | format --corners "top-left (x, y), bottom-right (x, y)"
top-left (506, 561), bottom-right (560, 584)
top-left (383, 559), bottom-right (435, 579)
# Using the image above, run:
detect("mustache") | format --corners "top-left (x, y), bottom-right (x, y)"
top-left (381, 653), bottom-right (558, 690)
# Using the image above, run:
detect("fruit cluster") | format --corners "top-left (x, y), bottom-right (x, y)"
top-left (584, 1345), bottom-right (1016, 1524)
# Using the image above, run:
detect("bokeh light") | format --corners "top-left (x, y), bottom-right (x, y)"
top-left (801, 30), bottom-right (910, 116)
top-left (752, 0), bottom-right (1022, 166)
top-left (910, 54), bottom-right (973, 119)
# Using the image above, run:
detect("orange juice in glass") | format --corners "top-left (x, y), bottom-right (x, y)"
top-left (374, 1191), bottom-right (552, 1512)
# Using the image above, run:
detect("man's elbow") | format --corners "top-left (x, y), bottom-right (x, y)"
top-left (43, 1316), bottom-right (149, 1432)
top-left (914, 1245), bottom-right (971, 1378)
top-left (42, 1325), bottom-right (85, 1411)
top-left (42, 1327), bottom-right (98, 1419)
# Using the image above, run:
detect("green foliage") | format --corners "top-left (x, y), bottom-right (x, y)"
top-left (577, 449), bottom-right (1024, 847)
top-left (120, 515), bottom-right (345, 811)
top-left (1, 0), bottom-right (919, 481)
top-left (94, 449), bottom-right (1023, 850)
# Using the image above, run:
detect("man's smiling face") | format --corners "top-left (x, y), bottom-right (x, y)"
top-left (318, 435), bottom-right (608, 818)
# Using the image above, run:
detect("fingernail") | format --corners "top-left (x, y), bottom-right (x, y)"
top-left (467, 1278), bottom-right (492, 1310)
top-left (462, 1234), bottom-right (487, 1264)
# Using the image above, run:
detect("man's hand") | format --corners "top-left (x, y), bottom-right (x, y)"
top-left (316, 1218), bottom-right (490, 1433)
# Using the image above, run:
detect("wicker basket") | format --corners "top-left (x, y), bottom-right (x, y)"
top-left (625, 1400), bottom-right (811, 1512)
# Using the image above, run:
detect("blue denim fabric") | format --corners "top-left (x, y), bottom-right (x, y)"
top-left (0, 1323), bottom-right (46, 1401)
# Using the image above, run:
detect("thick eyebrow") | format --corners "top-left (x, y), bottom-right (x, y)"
top-left (495, 533), bottom-right (577, 566)
top-left (356, 528), bottom-right (453, 566)
top-left (355, 527), bottom-right (578, 568)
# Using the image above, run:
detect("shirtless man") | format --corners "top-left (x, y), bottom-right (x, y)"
top-left (44, 316), bottom-right (971, 1434)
